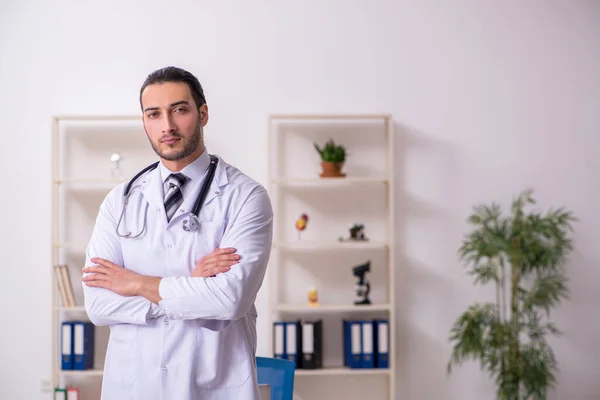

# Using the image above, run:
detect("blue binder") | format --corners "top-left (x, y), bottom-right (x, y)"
top-left (284, 321), bottom-right (300, 367)
top-left (73, 321), bottom-right (95, 370)
top-left (60, 321), bottom-right (73, 370)
top-left (273, 321), bottom-right (285, 360)
top-left (374, 319), bottom-right (389, 368)
top-left (360, 320), bottom-right (375, 368)
top-left (343, 320), bottom-right (362, 368)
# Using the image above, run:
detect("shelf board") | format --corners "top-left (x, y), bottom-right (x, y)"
top-left (271, 177), bottom-right (389, 186)
top-left (53, 242), bottom-right (88, 249)
top-left (54, 306), bottom-right (86, 312)
top-left (273, 241), bottom-right (388, 251)
top-left (59, 369), bottom-right (103, 376)
top-left (269, 114), bottom-right (391, 120)
top-left (54, 115), bottom-right (140, 121)
top-left (54, 179), bottom-right (125, 184)
top-left (276, 304), bottom-right (391, 312)
top-left (295, 367), bottom-right (390, 377)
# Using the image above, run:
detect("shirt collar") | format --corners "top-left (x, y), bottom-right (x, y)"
top-left (159, 149), bottom-right (211, 186)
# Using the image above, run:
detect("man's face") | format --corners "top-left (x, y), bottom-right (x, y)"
top-left (140, 81), bottom-right (208, 162)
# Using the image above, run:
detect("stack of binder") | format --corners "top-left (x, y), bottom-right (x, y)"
top-left (61, 321), bottom-right (95, 370)
top-left (273, 319), bottom-right (323, 369)
top-left (343, 319), bottom-right (388, 369)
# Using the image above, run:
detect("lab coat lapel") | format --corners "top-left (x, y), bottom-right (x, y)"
top-left (201, 155), bottom-right (229, 209)
top-left (140, 167), bottom-right (168, 226)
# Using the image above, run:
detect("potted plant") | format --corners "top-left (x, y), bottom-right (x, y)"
top-left (314, 138), bottom-right (346, 178)
top-left (447, 189), bottom-right (576, 400)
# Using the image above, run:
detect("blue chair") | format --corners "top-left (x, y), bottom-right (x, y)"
top-left (256, 356), bottom-right (296, 400)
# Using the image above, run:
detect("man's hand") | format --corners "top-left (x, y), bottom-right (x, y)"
top-left (82, 257), bottom-right (160, 301)
top-left (192, 247), bottom-right (240, 278)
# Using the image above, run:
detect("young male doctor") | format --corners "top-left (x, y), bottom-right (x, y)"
top-left (81, 66), bottom-right (273, 400)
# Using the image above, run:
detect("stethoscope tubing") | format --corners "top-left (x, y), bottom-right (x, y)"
top-left (115, 155), bottom-right (218, 237)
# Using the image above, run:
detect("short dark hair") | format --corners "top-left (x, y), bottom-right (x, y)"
top-left (139, 66), bottom-right (207, 110)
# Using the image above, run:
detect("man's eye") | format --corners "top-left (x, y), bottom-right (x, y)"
top-left (175, 108), bottom-right (186, 113)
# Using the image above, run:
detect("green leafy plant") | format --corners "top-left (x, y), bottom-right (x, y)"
top-left (447, 189), bottom-right (576, 400)
top-left (314, 138), bottom-right (346, 163)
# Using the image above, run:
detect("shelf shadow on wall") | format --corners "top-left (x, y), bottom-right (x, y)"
top-left (391, 120), bottom-right (467, 399)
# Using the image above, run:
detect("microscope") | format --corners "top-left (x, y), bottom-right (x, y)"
top-left (353, 261), bottom-right (371, 305)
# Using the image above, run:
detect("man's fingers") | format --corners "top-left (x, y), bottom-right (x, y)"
top-left (191, 265), bottom-right (230, 278)
top-left (217, 260), bottom-right (238, 268)
top-left (83, 279), bottom-right (110, 289)
top-left (82, 266), bottom-right (110, 275)
top-left (90, 257), bottom-right (118, 269)
top-left (209, 247), bottom-right (237, 257)
top-left (193, 249), bottom-right (240, 277)
top-left (202, 254), bottom-right (240, 266)
top-left (207, 266), bottom-right (231, 276)
top-left (214, 254), bottom-right (241, 262)
top-left (216, 254), bottom-right (241, 262)
top-left (202, 258), bottom-right (239, 270)
top-left (82, 273), bottom-right (110, 282)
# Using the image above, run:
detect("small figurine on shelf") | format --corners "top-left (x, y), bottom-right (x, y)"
top-left (338, 223), bottom-right (369, 242)
top-left (110, 152), bottom-right (123, 180)
top-left (349, 224), bottom-right (366, 240)
top-left (307, 287), bottom-right (319, 307)
top-left (295, 213), bottom-right (309, 240)
top-left (353, 261), bottom-right (371, 305)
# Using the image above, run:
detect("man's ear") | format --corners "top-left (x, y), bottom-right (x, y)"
top-left (199, 104), bottom-right (209, 126)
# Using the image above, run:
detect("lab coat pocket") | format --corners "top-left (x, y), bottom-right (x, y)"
top-left (194, 220), bottom-right (227, 259)
top-left (104, 324), bottom-right (138, 387)
top-left (195, 319), bottom-right (251, 389)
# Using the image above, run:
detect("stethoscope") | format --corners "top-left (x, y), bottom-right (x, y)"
top-left (115, 154), bottom-right (218, 238)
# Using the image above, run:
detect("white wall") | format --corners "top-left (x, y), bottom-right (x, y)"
top-left (1, 0), bottom-right (599, 399)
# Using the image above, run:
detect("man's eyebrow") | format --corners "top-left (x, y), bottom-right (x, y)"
top-left (143, 100), bottom-right (190, 113)
top-left (170, 100), bottom-right (190, 107)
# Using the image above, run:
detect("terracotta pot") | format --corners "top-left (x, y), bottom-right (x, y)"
top-left (320, 161), bottom-right (346, 178)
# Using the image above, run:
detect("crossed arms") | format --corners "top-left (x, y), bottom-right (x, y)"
top-left (81, 185), bottom-right (273, 326)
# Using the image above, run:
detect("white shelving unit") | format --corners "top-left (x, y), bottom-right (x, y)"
top-left (50, 115), bottom-right (155, 397)
top-left (267, 114), bottom-right (396, 400)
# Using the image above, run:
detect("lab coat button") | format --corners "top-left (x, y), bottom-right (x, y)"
top-left (161, 366), bottom-right (167, 372)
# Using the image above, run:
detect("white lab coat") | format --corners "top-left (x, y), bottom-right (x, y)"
top-left (82, 153), bottom-right (273, 400)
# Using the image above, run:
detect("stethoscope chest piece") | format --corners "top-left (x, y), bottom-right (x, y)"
top-left (182, 215), bottom-right (200, 232)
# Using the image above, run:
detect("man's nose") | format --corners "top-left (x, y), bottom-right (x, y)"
top-left (162, 115), bottom-right (177, 133)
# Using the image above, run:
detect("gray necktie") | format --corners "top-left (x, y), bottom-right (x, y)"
top-left (164, 173), bottom-right (187, 222)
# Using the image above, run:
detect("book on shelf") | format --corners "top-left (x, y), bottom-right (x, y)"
top-left (54, 264), bottom-right (75, 307)
top-left (54, 387), bottom-right (79, 400)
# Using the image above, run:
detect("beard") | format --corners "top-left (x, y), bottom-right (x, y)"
top-left (148, 121), bottom-right (202, 161)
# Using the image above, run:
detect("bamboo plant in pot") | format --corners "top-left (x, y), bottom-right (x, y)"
top-left (447, 189), bottom-right (576, 400)
top-left (314, 138), bottom-right (346, 178)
